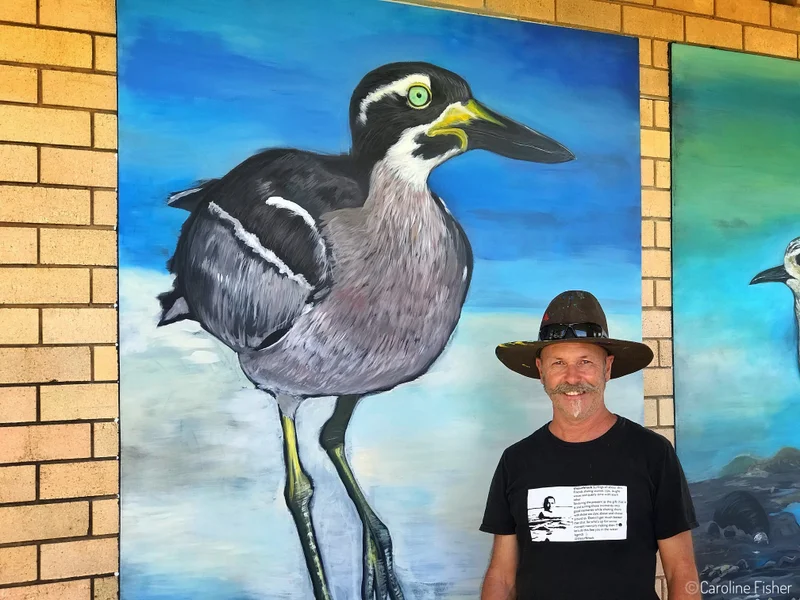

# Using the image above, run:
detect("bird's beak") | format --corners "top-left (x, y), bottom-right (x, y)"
top-left (427, 100), bottom-right (575, 163)
top-left (750, 265), bottom-right (790, 285)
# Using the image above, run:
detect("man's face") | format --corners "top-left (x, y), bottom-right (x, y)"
top-left (536, 342), bottom-right (614, 422)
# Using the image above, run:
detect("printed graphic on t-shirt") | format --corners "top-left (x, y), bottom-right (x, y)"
top-left (527, 485), bottom-right (627, 542)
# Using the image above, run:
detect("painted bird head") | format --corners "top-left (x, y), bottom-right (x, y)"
top-left (750, 236), bottom-right (800, 294)
top-left (348, 62), bottom-right (574, 179)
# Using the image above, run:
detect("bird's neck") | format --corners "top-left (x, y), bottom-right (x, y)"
top-left (364, 158), bottom-right (436, 221)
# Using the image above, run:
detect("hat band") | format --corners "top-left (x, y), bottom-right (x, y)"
top-left (539, 322), bottom-right (608, 341)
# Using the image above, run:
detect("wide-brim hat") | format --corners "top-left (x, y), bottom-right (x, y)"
top-left (495, 290), bottom-right (654, 380)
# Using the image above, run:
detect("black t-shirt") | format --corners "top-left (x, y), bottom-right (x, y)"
top-left (480, 415), bottom-right (697, 599)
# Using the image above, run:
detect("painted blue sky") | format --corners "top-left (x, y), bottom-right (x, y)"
top-left (118, 0), bottom-right (641, 314)
top-left (672, 45), bottom-right (800, 482)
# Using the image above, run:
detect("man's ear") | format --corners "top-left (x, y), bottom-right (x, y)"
top-left (605, 354), bottom-right (614, 382)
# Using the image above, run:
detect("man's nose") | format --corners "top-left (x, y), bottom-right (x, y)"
top-left (564, 363), bottom-right (582, 383)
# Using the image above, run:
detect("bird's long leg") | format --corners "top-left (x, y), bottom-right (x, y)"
top-left (320, 395), bottom-right (405, 600)
top-left (277, 394), bottom-right (332, 600)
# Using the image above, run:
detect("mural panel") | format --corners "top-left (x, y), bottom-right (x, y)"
top-left (673, 44), bottom-right (800, 599)
top-left (119, 1), bottom-right (642, 598)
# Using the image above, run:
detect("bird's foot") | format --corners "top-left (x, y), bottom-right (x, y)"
top-left (361, 512), bottom-right (405, 600)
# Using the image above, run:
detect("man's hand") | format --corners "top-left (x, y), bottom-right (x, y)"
top-left (481, 534), bottom-right (518, 600)
top-left (658, 530), bottom-right (700, 599)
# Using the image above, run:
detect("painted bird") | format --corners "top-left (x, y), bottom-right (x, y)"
top-left (750, 236), bottom-right (800, 371)
top-left (157, 61), bottom-right (574, 600)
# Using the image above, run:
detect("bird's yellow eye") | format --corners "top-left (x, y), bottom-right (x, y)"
top-left (407, 84), bottom-right (431, 109)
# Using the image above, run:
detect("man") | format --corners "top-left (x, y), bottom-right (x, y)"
top-left (480, 290), bottom-right (699, 600)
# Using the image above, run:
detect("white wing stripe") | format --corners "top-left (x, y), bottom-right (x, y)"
top-left (208, 201), bottom-right (312, 290)
top-left (266, 196), bottom-right (319, 232)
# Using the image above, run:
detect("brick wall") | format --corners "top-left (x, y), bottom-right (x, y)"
top-left (1, 0), bottom-right (799, 597)
top-left (0, 0), bottom-right (119, 598)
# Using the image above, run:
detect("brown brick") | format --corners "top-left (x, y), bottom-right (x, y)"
top-left (656, 0), bottom-right (712, 15)
top-left (0, 545), bottom-right (36, 584)
top-left (642, 280), bottom-right (655, 308)
top-left (653, 427), bottom-right (675, 447)
top-left (0, 186), bottom-right (91, 224)
top-left (94, 577), bottom-right (118, 600)
top-left (652, 40), bottom-right (669, 69)
top-left (41, 383), bottom-right (118, 421)
top-left (642, 158), bottom-right (655, 187)
top-left (0, 465), bottom-right (36, 502)
top-left (40, 0), bottom-right (116, 33)
top-left (641, 129), bottom-right (670, 159)
top-left (655, 278), bottom-right (672, 306)
top-left (0, 267), bottom-right (90, 304)
top-left (94, 423), bottom-right (118, 458)
top-left (685, 16), bottom-right (743, 50)
top-left (40, 148), bottom-right (116, 187)
top-left (623, 6), bottom-right (684, 40)
top-left (93, 346), bottom-right (117, 381)
top-left (95, 36), bottom-right (116, 72)
top-left (0, 387), bottom-right (36, 424)
top-left (643, 249), bottom-right (671, 278)
top-left (653, 101), bottom-right (669, 129)
top-left (0, 227), bottom-right (37, 264)
top-left (486, 0), bottom-right (555, 21)
top-left (438, 0), bottom-right (483, 6)
top-left (0, 104), bottom-right (91, 146)
top-left (642, 190), bottom-right (671, 217)
top-left (42, 71), bottom-right (116, 111)
top-left (625, 0), bottom-right (656, 4)
top-left (557, 0), bottom-right (620, 30)
top-left (92, 498), bottom-right (118, 534)
top-left (773, 4), bottom-right (800, 33)
top-left (641, 67), bottom-right (669, 97)
top-left (92, 268), bottom-right (117, 304)
top-left (655, 160), bottom-right (671, 189)
top-left (0, 502), bottom-right (88, 543)
top-left (717, 0), bottom-right (770, 25)
top-left (93, 190), bottom-right (117, 225)
top-left (639, 38), bottom-right (652, 65)
top-left (659, 339), bottom-right (673, 367)
top-left (0, 424), bottom-right (91, 463)
top-left (655, 220), bottom-right (671, 248)
top-left (658, 396), bottom-right (675, 426)
top-left (40, 460), bottom-right (118, 499)
top-left (0, 65), bottom-right (37, 103)
top-left (0, 581), bottom-right (91, 600)
top-left (0, 0), bottom-right (36, 24)
top-left (0, 347), bottom-right (91, 384)
top-left (0, 24), bottom-right (92, 68)
top-left (745, 27), bottom-right (798, 59)
top-left (644, 368), bottom-right (673, 396)
top-left (644, 397), bottom-right (658, 426)
top-left (0, 308), bottom-right (39, 344)
top-left (94, 114), bottom-right (117, 150)
top-left (643, 310), bottom-right (671, 338)
top-left (642, 219), bottom-right (655, 247)
top-left (640, 99), bottom-right (653, 127)
top-left (0, 145), bottom-right (37, 183)
top-left (42, 308), bottom-right (117, 344)
top-left (40, 537), bottom-right (118, 579)
top-left (40, 229), bottom-right (116, 266)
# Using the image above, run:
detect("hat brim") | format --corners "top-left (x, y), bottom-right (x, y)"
top-left (495, 338), bottom-right (654, 380)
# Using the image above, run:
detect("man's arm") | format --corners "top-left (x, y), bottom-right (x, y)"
top-left (658, 530), bottom-right (700, 599)
top-left (481, 534), bottom-right (518, 600)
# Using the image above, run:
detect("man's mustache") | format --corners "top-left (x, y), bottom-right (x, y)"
top-left (550, 382), bottom-right (600, 395)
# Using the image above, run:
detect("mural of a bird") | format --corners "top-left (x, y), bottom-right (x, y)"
top-left (750, 236), bottom-right (800, 371)
top-left (157, 61), bottom-right (574, 600)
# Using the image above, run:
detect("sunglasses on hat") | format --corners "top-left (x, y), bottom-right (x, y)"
top-left (539, 322), bottom-right (608, 341)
